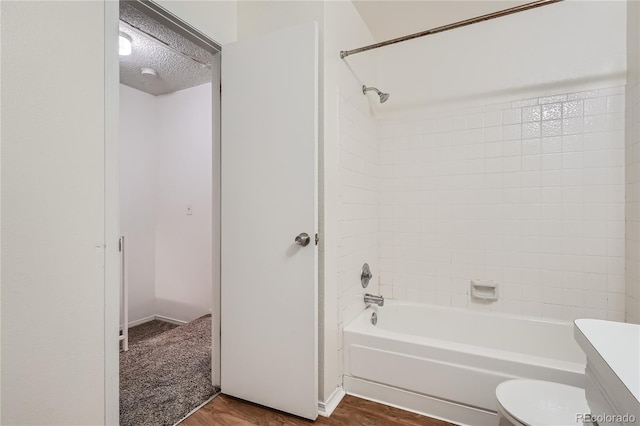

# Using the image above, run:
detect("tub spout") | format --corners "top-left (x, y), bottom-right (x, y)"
top-left (364, 293), bottom-right (384, 307)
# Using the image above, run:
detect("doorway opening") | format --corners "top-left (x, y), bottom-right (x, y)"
top-left (116, 2), bottom-right (221, 425)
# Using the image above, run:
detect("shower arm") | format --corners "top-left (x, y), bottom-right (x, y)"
top-left (340, 0), bottom-right (563, 59)
top-left (363, 86), bottom-right (381, 96)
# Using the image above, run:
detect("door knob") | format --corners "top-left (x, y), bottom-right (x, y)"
top-left (295, 233), bottom-right (310, 247)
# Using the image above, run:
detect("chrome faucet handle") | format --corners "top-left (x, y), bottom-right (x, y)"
top-left (361, 263), bottom-right (373, 288)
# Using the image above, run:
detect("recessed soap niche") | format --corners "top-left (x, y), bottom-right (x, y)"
top-left (470, 279), bottom-right (499, 302)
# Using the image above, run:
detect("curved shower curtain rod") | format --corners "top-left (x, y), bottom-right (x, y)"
top-left (340, 0), bottom-right (564, 59)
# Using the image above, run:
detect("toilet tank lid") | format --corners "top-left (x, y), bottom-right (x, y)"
top-left (496, 380), bottom-right (589, 426)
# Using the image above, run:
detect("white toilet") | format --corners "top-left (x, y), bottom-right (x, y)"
top-left (496, 380), bottom-right (590, 426)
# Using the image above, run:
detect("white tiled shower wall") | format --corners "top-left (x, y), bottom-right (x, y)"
top-left (378, 87), bottom-right (627, 322)
top-left (626, 82), bottom-right (640, 324)
top-left (337, 96), bottom-right (379, 364)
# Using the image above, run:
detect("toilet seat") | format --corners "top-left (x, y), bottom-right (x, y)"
top-left (497, 403), bottom-right (527, 426)
top-left (496, 380), bottom-right (590, 426)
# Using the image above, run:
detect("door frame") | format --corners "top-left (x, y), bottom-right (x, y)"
top-left (104, 1), bottom-right (222, 423)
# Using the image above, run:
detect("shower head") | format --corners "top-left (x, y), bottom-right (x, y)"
top-left (362, 85), bottom-right (390, 104)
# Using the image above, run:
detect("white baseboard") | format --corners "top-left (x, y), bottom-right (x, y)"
top-left (343, 376), bottom-right (497, 426)
top-left (318, 386), bottom-right (345, 417)
top-left (125, 315), bottom-right (156, 328)
top-left (123, 314), bottom-right (188, 330)
top-left (155, 314), bottom-right (188, 325)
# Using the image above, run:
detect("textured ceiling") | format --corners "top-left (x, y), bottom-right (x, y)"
top-left (353, 1), bottom-right (532, 42)
top-left (119, 2), bottom-right (213, 96)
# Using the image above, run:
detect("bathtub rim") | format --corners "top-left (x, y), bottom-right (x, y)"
top-left (344, 300), bottom-right (586, 377)
top-left (346, 299), bottom-right (579, 332)
top-left (343, 299), bottom-right (586, 425)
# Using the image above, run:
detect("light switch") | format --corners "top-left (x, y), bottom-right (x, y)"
top-left (186, 204), bottom-right (193, 215)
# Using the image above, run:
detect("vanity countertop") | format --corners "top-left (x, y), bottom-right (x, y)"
top-left (574, 319), bottom-right (640, 403)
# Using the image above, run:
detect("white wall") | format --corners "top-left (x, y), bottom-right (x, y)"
top-left (236, 0), bottom-right (378, 404)
top-left (237, 0), bottom-right (326, 394)
top-left (626, 83), bottom-right (639, 324)
top-left (120, 85), bottom-right (158, 323)
top-left (2, 1), bottom-right (632, 423)
top-left (1, 2), bottom-right (106, 424)
top-left (1, 0), bottom-right (234, 421)
top-left (323, 0), bottom-right (378, 403)
top-left (625, 0), bottom-right (640, 324)
top-left (629, 0), bottom-right (640, 85)
top-left (157, 0), bottom-right (237, 44)
top-left (377, 1), bottom-right (627, 114)
top-left (119, 83), bottom-right (213, 324)
top-left (378, 86), bottom-right (627, 321)
top-left (337, 94), bottom-right (379, 375)
top-left (155, 83), bottom-right (213, 322)
top-left (1, 4), bottom-right (3, 418)
top-left (369, 1), bottom-right (629, 322)
top-left (237, 1), bottom-right (323, 40)
top-left (237, 1), bottom-right (332, 403)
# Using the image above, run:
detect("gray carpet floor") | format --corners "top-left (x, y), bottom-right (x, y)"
top-left (120, 315), bottom-right (216, 426)
top-left (126, 320), bottom-right (179, 346)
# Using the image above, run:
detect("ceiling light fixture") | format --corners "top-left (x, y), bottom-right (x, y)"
top-left (119, 32), bottom-right (132, 56)
top-left (140, 68), bottom-right (157, 78)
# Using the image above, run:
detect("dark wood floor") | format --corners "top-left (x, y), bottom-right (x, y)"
top-left (180, 394), bottom-right (454, 426)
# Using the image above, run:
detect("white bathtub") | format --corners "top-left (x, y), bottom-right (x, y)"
top-left (343, 301), bottom-right (586, 426)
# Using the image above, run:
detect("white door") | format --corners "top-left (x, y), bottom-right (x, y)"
top-left (220, 22), bottom-right (318, 420)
